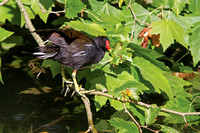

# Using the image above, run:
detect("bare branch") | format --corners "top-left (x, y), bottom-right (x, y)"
top-left (0, 0), bottom-right (9, 6)
top-left (15, 0), bottom-right (44, 46)
top-left (81, 95), bottom-right (98, 133)
top-left (87, 91), bottom-right (200, 116)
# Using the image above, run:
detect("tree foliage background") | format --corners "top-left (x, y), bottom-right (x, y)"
top-left (0, 0), bottom-right (200, 132)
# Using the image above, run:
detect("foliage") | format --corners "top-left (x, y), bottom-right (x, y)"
top-left (0, 0), bottom-right (200, 132)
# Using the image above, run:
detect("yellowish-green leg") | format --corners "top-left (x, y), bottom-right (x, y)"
top-left (61, 67), bottom-right (73, 96)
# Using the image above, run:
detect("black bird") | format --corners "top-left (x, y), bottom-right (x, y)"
top-left (33, 28), bottom-right (111, 95)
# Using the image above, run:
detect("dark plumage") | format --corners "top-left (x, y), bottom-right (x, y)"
top-left (33, 29), bottom-right (110, 71)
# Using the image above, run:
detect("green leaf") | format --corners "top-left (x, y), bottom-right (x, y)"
top-left (88, 0), bottom-right (122, 17)
top-left (130, 104), bottom-right (145, 125)
top-left (189, 0), bottom-right (200, 14)
top-left (114, 81), bottom-right (149, 100)
top-left (106, 71), bottom-right (136, 91)
top-left (171, 0), bottom-right (189, 15)
top-left (0, 28), bottom-right (14, 42)
top-left (0, 0), bottom-right (21, 25)
top-left (145, 106), bottom-right (161, 125)
top-left (163, 95), bottom-right (200, 125)
top-left (65, 0), bottom-right (86, 19)
top-left (109, 117), bottom-right (139, 133)
top-left (42, 60), bottom-right (61, 78)
top-left (65, 21), bottom-right (106, 36)
top-left (110, 44), bottom-right (133, 65)
top-left (159, 125), bottom-right (180, 133)
top-left (133, 57), bottom-right (173, 99)
top-left (21, 0), bottom-right (53, 26)
top-left (164, 72), bottom-right (191, 97)
top-left (189, 21), bottom-right (200, 66)
top-left (94, 95), bottom-right (108, 111)
top-left (151, 20), bottom-right (186, 51)
top-left (128, 43), bottom-right (168, 71)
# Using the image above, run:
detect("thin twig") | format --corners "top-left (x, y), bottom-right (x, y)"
top-left (35, 0), bottom-right (65, 15)
top-left (0, 0), bottom-right (9, 6)
top-left (83, 10), bottom-right (102, 22)
top-left (122, 102), bottom-right (142, 133)
top-left (15, 0), bottom-right (44, 47)
top-left (127, 0), bottom-right (150, 42)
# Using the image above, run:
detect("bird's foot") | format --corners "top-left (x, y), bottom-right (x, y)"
top-left (61, 77), bottom-right (73, 97)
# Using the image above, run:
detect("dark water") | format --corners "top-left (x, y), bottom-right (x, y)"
top-left (0, 67), bottom-right (89, 133)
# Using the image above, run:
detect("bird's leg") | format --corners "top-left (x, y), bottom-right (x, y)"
top-left (72, 70), bottom-right (86, 97)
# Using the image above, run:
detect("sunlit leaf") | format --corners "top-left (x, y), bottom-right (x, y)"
top-left (133, 57), bottom-right (173, 99)
top-left (65, 0), bottom-right (86, 19)
top-left (66, 21), bottom-right (106, 36)
top-left (0, 28), bottom-right (14, 42)
top-left (151, 20), bottom-right (186, 51)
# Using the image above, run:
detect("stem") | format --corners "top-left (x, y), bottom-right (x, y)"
top-left (0, 0), bottom-right (9, 6)
top-left (15, 0), bottom-right (44, 46)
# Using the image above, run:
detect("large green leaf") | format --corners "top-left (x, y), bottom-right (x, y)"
top-left (0, 28), bottom-right (14, 42)
top-left (65, 0), bottom-right (86, 19)
top-left (189, 21), bottom-right (200, 66)
top-left (109, 117), bottom-right (139, 133)
top-left (151, 20), bottom-right (186, 51)
top-left (163, 95), bottom-right (199, 125)
top-left (65, 21), bottom-right (106, 36)
top-left (21, 0), bottom-right (53, 26)
top-left (132, 57), bottom-right (173, 99)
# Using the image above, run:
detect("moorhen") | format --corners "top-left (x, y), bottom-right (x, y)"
top-left (33, 28), bottom-right (111, 95)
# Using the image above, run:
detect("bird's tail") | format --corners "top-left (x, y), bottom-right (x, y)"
top-left (33, 44), bottom-right (59, 59)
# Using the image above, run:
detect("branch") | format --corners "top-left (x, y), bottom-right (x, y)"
top-left (122, 102), bottom-right (142, 133)
top-left (0, 0), bottom-right (9, 6)
top-left (127, 0), bottom-right (150, 42)
top-left (15, 0), bottom-right (44, 46)
top-left (35, 0), bottom-right (65, 15)
top-left (81, 95), bottom-right (98, 133)
top-left (87, 91), bottom-right (200, 116)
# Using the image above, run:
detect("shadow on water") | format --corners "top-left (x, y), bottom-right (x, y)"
top-left (0, 66), bottom-right (89, 133)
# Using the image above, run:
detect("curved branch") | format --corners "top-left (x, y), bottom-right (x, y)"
top-left (87, 91), bottom-right (200, 116)
top-left (15, 0), bottom-right (44, 46)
